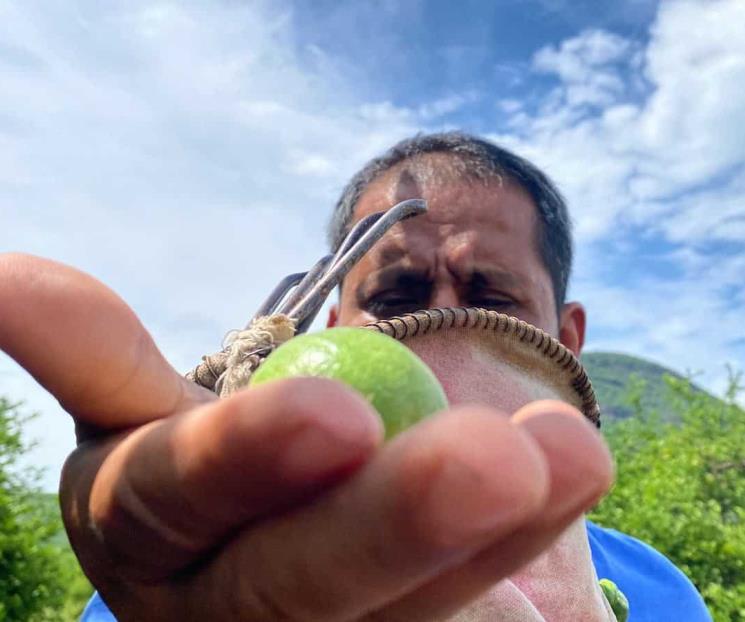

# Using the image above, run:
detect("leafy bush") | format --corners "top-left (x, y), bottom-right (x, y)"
top-left (0, 398), bottom-right (92, 621)
top-left (590, 372), bottom-right (745, 622)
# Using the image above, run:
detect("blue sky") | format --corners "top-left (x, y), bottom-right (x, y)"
top-left (287, 0), bottom-right (658, 116)
top-left (1, 0), bottom-right (743, 490)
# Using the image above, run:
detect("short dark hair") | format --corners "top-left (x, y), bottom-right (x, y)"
top-left (327, 131), bottom-right (573, 311)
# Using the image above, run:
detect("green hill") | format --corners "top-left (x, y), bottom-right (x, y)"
top-left (581, 351), bottom-right (704, 423)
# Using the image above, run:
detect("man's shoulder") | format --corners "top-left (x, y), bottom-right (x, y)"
top-left (586, 520), bottom-right (712, 621)
top-left (81, 523), bottom-right (712, 622)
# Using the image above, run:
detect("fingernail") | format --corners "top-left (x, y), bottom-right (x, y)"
top-left (516, 411), bottom-right (614, 523)
top-left (421, 418), bottom-right (549, 546)
top-left (280, 416), bottom-right (381, 483)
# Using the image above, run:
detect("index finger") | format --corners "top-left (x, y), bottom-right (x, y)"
top-left (0, 253), bottom-right (212, 429)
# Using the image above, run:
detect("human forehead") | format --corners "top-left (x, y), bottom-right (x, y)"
top-left (351, 157), bottom-right (541, 260)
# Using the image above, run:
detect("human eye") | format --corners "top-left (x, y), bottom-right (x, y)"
top-left (363, 290), bottom-right (425, 318)
top-left (469, 293), bottom-right (517, 312)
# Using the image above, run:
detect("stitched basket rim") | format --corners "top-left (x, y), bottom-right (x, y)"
top-left (363, 307), bottom-right (600, 427)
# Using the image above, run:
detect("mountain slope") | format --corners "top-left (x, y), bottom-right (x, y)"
top-left (581, 351), bottom-right (695, 422)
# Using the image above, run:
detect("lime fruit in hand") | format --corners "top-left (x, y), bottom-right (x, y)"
top-left (599, 579), bottom-right (629, 622)
top-left (249, 327), bottom-right (449, 438)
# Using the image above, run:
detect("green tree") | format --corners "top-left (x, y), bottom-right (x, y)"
top-left (0, 397), bottom-right (92, 621)
top-left (591, 372), bottom-right (745, 622)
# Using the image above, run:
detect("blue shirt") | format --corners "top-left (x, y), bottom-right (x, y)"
top-left (587, 522), bottom-right (712, 621)
top-left (81, 521), bottom-right (711, 621)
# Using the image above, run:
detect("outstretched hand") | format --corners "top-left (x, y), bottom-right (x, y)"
top-left (0, 253), bottom-right (614, 621)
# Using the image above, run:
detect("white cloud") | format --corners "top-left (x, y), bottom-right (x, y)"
top-left (500, 0), bottom-right (745, 398)
top-left (633, 1), bottom-right (745, 193)
top-left (416, 92), bottom-right (479, 120)
top-left (0, 0), bottom-right (430, 490)
top-left (532, 29), bottom-right (634, 108)
top-left (498, 98), bottom-right (523, 114)
top-left (495, 0), bottom-right (745, 244)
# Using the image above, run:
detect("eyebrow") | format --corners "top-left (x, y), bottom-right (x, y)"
top-left (466, 267), bottom-right (521, 290)
top-left (355, 265), bottom-right (430, 305)
top-left (377, 246), bottom-right (408, 266)
top-left (355, 262), bottom-right (523, 305)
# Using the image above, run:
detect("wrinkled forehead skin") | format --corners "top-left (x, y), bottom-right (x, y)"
top-left (338, 153), bottom-right (557, 332)
top-left (337, 154), bottom-right (592, 419)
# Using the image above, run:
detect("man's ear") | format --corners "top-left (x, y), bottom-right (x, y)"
top-left (327, 304), bottom-right (339, 328)
top-left (558, 302), bottom-right (586, 356)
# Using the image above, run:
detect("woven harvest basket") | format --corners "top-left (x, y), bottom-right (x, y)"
top-left (363, 307), bottom-right (600, 427)
top-left (188, 306), bottom-right (600, 427)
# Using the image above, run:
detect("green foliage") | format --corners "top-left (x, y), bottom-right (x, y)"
top-left (590, 371), bottom-right (745, 622)
top-left (599, 579), bottom-right (629, 622)
top-left (0, 398), bottom-right (92, 621)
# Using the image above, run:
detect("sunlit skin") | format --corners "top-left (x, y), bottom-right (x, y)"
top-left (0, 150), bottom-right (612, 620)
top-left (329, 153), bottom-right (587, 359)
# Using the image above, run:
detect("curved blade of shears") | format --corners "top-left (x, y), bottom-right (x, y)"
top-left (288, 198), bottom-right (427, 333)
top-left (248, 198), bottom-right (427, 332)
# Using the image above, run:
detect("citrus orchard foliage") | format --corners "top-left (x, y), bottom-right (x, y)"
top-left (590, 373), bottom-right (745, 622)
top-left (0, 398), bottom-right (91, 621)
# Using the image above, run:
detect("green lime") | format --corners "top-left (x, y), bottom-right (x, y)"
top-left (599, 579), bottom-right (629, 622)
top-left (249, 327), bottom-right (448, 438)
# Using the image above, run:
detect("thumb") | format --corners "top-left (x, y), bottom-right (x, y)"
top-left (0, 253), bottom-right (212, 430)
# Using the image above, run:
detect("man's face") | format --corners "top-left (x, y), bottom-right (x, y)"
top-left (327, 156), bottom-right (594, 621)
top-left (329, 155), bottom-right (585, 354)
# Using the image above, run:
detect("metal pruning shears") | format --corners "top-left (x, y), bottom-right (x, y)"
top-left (250, 198), bottom-right (427, 334)
top-left (187, 199), bottom-right (427, 394)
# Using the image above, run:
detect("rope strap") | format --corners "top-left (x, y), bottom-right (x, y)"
top-left (186, 314), bottom-right (295, 398)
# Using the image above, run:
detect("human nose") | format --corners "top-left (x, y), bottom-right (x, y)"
top-left (430, 283), bottom-right (461, 309)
